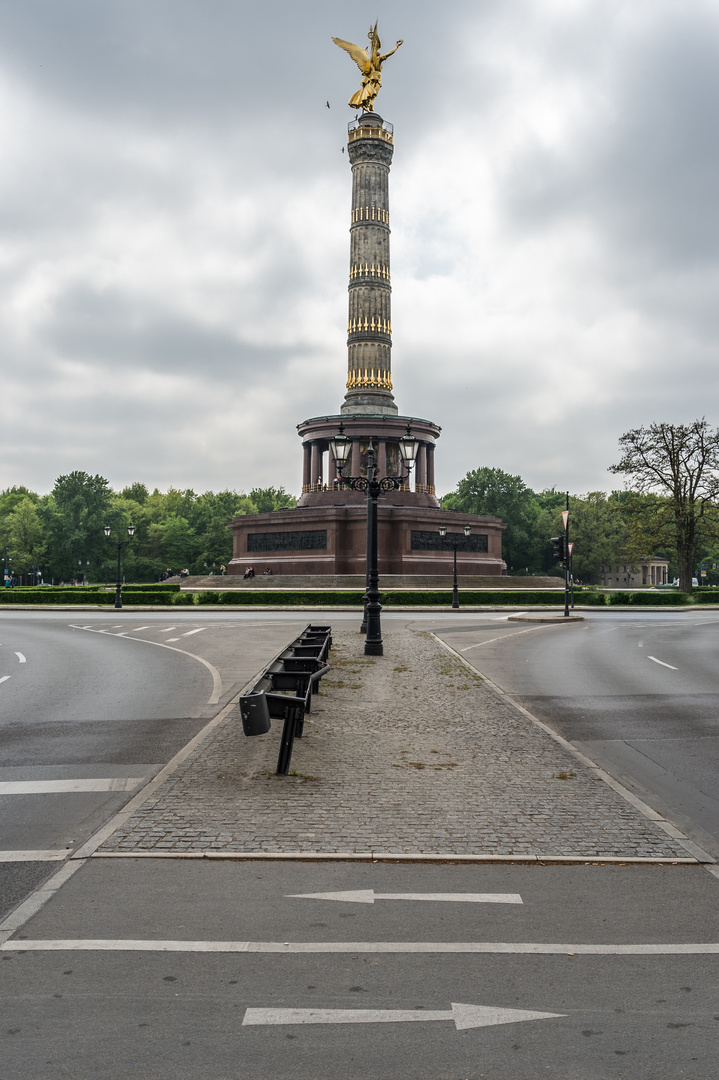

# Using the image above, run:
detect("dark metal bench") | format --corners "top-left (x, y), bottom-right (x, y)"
top-left (239, 624), bottom-right (332, 775)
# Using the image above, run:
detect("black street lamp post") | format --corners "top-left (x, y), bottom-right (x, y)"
top-left (329, 425), bottom-right (418, 656)
top-left (104, 525), bottom-right (135, 609)
top-left (438, 524), bottom-right (471, 609)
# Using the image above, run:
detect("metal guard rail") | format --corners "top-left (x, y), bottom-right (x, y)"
top-left (239, 624), bottom-right (332, 775)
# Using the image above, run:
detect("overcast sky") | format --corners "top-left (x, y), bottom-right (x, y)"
top-left (2, 0), bottom-right (718, 499)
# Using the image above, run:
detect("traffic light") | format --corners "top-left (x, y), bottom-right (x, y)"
top-left (550, 536), bottom-right (565, 565)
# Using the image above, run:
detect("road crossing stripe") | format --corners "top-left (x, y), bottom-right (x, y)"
top-left (182, 627), bottom-right (207, 637)
top-left (0, 676), bottom-right (10, 684)
top-left (3, 940), bottom-right (719, 955)
top-left (0, 778), bottom-right (144, 794)
top-left (0, 850), bottom-right (73, 862)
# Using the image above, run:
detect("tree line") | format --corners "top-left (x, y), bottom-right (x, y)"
top-left (3, 421), bottom-right (718, 589)
top-left (0, 474), bottom-right (295, 583)
top-left (441, 420), bottom-right (719, 591)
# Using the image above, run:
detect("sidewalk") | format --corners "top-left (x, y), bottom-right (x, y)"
top-left (94, 626), bottom-right (699, 862)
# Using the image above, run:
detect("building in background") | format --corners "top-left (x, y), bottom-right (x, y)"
top-left (591, 558), bottom-right (670, 588)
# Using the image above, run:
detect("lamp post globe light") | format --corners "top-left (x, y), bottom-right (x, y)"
top-left (439, 523), bottom-right (471, 609)
top-left (104, 524), bottom-right (135, 609)
top-left (330, 423), bottom-right (418, 655)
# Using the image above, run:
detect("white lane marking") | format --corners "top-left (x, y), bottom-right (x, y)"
top-left (159, 627), bottom-right (176, 632)
top-left (0, 778), bottom-right (143, 794)
top-left (182, 627), bottom-right (207, 637)
top-left (4, 939), bottom-right (719, 955)
top-left (0, 675), bottom-right (11, 685)
top-left (705, 865), bottom-right (719, 880)
top-left (648, 655), bottom-right (678, 670)
top-left (132, 626), bottom-right (151, 631)
top-left (71, 626), bottom-right (222, 706)
top-left (242, 1003), bottom-right (564, 1030)
top-left (15, 652), bottom-right (26, 663)
top-left (165, 638), bottom-right (180, 642)
top-left (0, 850), bottom-right (73, 862)
top-left (461, 626), bottom-right (539, 652)
top-left (287, 890), bottom-right (523, 905)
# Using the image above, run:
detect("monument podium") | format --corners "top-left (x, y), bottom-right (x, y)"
top-left (230, 99), bottom-right (505, 578)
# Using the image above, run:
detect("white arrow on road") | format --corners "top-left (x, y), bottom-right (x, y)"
top-left (242, 1003), bottom-right (564, 1030)
top-left (287, 890), bottom-right (522, 905)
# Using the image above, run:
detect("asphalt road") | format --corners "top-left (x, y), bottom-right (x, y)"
top-left (0, 611), bottom-right (310, 920)
top-left (2, 859), bottom-right (718, 1080)
top-left (433, 609), bottom-right (719, 860)
top-left (1, 607), bottom-right (718, 1079)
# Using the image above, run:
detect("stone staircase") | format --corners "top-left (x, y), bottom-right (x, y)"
top-left (172, 574), bottom-right (564, 590)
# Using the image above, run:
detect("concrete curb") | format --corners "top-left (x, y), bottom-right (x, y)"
top-left (507, 614), bottom-right (585, 623)
top-left (88, 851), bottom-right (700, 865)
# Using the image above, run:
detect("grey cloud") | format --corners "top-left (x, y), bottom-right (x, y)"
top-left (502, 11), bottom-right (719, 265)
top-left (3, 1), bottom-right (719, 500)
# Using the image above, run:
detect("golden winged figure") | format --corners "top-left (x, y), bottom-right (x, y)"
top-left (332, 21), bottom-right (403, 112)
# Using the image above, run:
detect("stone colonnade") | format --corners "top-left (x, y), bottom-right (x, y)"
top-left (301, 437), bottom-right (435, 495)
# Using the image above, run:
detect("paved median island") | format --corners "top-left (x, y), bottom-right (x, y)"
top-left (95, 627), bottom-right (694, 861)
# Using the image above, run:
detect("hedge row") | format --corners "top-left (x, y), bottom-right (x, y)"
top-left (187, 589), bottom-right (707, 607)
top-left (120, 583), bottom-right (182, 592)
top-left (0, 590), bottom-right (114, 604)
top-left (606, 590), bottom-right (691, 605)
top-left (0, 587), bottom-right (183, 605)
top-left (1, 587), bottom-right (714, 607)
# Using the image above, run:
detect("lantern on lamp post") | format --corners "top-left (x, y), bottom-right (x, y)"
top-left (104, 524), bottom-right (135, 609)
top-left (329, 424), bottom-right (418, 655)
top-left (438, 523), bottom-right (471, 609)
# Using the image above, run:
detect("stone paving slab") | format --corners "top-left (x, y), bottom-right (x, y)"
top-left (97, 627), bottom-right (692, 859)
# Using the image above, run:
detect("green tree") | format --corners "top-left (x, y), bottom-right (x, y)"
top-left (3, 497), bottom-right (46, 577)
top-left (191, 491), bottom-right (257, 571)
top-left (0, 485), bottom-right (38, 517)
top-left (441, 467), bottom-right (540, 572)
top-left (564, 492), bottom-right (627, 581)
top-left (119, 482), bottom-right (149, 504)
top-left (147, 514), bottom-right (196, 571)
top-left (532, 489), bottom-right (570, 574)
top-left (44, 472), bottom-right (113, 580)
top-left (248, 487), bottom-right (296, 513)
top-left (610, 420), bottom-right (719, 591)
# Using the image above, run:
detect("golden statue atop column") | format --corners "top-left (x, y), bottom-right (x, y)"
top-left (332, 21), bottom-right (403, 112)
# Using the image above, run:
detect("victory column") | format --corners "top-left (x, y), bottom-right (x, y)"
top-left (229, 26), bottom-right (506, 579)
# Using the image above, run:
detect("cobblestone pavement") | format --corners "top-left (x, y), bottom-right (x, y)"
top-left (98, 627), bottom-right (691, 858)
